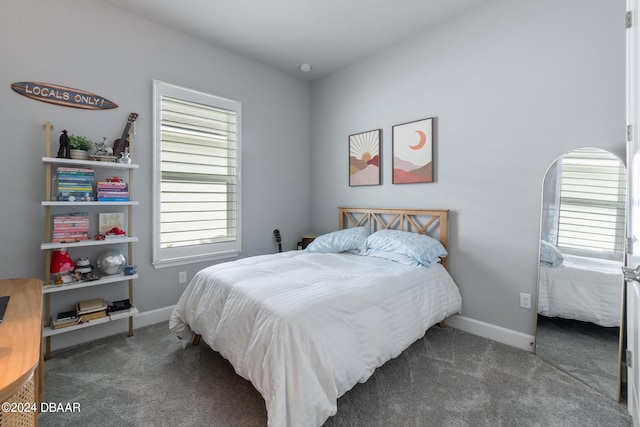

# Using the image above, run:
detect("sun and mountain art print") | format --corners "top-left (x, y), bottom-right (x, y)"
top-left (349, 129), bottom-right (381, 186)
top-left (392, 117), bottom-right (434, 184)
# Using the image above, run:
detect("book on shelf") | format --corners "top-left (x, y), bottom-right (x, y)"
top-left (97, 184), bottom-right (127, 192)
top-left (77, 298), bottom-right (108, 315)
top-left (107, 299), bottom-right (132, 314)
top-left (97, 180), bottom-right (127, 186)
top-left (52, 311), bottom-right (81, 329)
top-left (56, 167), bottom-right (94, 201)
top-left (57, 182), bottom-right (94, 188)
top-left (58, 175), bottom-right (94, 182)
top-left (52, 318), bottom-right (81, 329)
top-left (97, 189), bottom-right (128, 194)
top-left (53, 216), bottom-right (90, 222)
top-left (58, 190), bottom-right (93, 199)
top-left (57, 193), bottom-right (95, 201)
top-left (53, 224), bottom-right (89, 229)
top-left (78, 310), bottom-right (107, 323)
top-left (97, 182), bottom-right (129, 200)
top-left (53, 224), bottom-right (89, 230)
top-left (52, 226), bottom-right (90, 232)
top-left (57, 167), bottom-right (95, 173)
top-left (52, 213), bottom-right (90, 241)
top-left (52, 235), bottom-right (89, 242)
top-left (56, 310), bottom-right (78, 321)
top-left (97, 182), bottom-right (128, 188)
top-left (97, 191), bottom-right (128, 197)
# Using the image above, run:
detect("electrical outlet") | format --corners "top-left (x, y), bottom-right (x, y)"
top-left (179, 271), bottom-right (187, 284)
top-left (519, 293), bottom-right (531, 309)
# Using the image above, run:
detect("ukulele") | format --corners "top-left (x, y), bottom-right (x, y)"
top-left (113, 113), bottom-right (139, 158)
top-left (273, 229), bottom-right (282, 253)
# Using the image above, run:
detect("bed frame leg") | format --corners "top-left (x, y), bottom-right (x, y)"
top-left (439, 321), bottom-right (446, 328)
top-left (192, 334), bottom-right (201, 346)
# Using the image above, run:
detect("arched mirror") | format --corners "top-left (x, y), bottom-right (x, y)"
top-left (535, 147), bottom-right (626, 401)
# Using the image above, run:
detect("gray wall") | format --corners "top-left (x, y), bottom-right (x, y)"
top-left (0, 0), bottom-right (626, 349)
top-left (0, 0), bottom-right (312, 348)
top-left (309, 0), bottom-right (626, 338)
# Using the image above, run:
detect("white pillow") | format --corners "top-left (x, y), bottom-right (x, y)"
top-left (305, 227), bottom-right (370, 253)
top-left (540, 240), bottom-right (564, 267)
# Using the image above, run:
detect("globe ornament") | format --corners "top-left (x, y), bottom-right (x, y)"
top-left (96, 249), bottom-right (127, 275)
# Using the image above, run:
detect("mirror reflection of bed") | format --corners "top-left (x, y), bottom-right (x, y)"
top-left (535, 147), bottom-right (626, 401)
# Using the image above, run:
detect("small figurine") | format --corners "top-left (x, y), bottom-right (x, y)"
top-left (57, 130), bottom-right (71, 159)
top-left (93, 138), bottom-right (106, 154)
top-left (93, 137), bottom-right (114, 156)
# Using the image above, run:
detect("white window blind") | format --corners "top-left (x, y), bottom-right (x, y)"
top-left (153, 81), bottom-right (241, 267)
top-left (557, 148), bottom-right (626, 254)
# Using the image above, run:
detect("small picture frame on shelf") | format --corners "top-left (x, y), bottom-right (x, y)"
top-left (98, 212), bottom-right (125, 236)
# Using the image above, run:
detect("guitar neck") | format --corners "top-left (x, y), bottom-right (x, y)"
top-left (120, 123), bottom-right (132, 143)
top-left (273, 229), bottom-right (282, 253)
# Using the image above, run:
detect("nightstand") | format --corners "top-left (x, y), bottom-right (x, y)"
top-left (298, 234), bottom-right (318, 250)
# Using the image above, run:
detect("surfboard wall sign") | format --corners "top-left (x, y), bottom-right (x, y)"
top-left (11, 82), bottom-right (118, 110)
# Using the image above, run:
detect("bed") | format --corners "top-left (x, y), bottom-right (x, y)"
top-left (169, 207), bottom-right (462, 426)
top-left (537, 244), bottom-right (624, 327)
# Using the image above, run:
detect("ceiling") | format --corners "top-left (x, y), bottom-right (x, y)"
top-left (97, 0), bottom-right (488, 81)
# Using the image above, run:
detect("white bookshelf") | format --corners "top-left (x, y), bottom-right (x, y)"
top-left (41, 120), bottom-right (139, 359)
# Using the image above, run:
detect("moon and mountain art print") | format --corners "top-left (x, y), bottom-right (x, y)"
top-left (392, 117), bottom-right (434, 184)
top-left (349, 129), bottom-right (381, 186)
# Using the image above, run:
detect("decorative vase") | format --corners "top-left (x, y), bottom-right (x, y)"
top-left (69, 149), bottom-right (88, 160)
top-left (96, 249), bottom-right (127, 275)
top-left (118, 149), bottom-right (132, 164)
top-left (50, 248), bottom-right (74, 275)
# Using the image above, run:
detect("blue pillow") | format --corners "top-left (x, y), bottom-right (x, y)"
top-left (305, 227), bottom-right (370, 253)
top-left (364, 229), bottom-right (447, 266)
top-left (540, 240), bottom-right (564, 267)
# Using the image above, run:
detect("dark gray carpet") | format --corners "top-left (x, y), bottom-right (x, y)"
top-left (40, 322), bottom-right (632, 427)
top-left (536, 315), bottom-right (621, 401)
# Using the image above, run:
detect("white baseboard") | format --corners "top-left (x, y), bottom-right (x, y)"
top-left (135, 305), bottom-right (175, 328)
top-left (445, 314), bottom-right (535, 352)
top-left (49, 307), bottom-right (534, 353)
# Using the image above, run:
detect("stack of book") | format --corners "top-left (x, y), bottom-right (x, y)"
top-left (52, 212), bottom-right (89, 242)
top-left (52, 310), bottom-right (80, 329)
top-left (76, 298), bottom-right (108, 323)
top-left (97, 181), bottom-right (129, 201)
top-left (56, 167), bottom-right (94, 201)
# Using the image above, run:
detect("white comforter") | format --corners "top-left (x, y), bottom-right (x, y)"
top-left (538, 254), bottom-right (623, 326)
top-left (170, 251), bottom-right (462, 426)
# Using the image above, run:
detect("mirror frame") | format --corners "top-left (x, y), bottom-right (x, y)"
top-left (534, 147), bottom-right (627, 402)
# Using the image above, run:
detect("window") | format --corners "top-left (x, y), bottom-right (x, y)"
top-left (153, 80), bottom-right (241, 267)
top-left (557, 148), bottom-right (626, 254)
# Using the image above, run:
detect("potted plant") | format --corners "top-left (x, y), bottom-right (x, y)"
top-left (68, 135), bottom-right (92, 160)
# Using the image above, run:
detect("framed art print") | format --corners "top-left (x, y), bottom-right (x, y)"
top-left (99, 212), bottom-right (125, 234)
top-left (392, 117), bottom-right (434, 184)
top-left (349, 129), bottom-right (381, 186)
top-left (393, 118), bottom-right (433, 184)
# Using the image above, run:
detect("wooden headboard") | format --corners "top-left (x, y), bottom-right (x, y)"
top-left (338, 207), bottom-right (449, 269)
